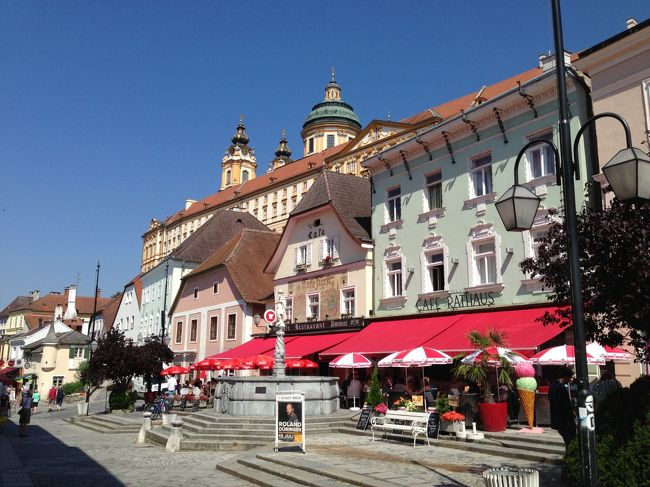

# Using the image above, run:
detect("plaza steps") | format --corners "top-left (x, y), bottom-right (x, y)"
top-left (337, 417), bottom-right (565, 465)
top-left (145, 410), bottom-right (354, 452)
top-left (218, 452), bottom-right (397, 487)
top-left (68, 414), bottom-right (142, 434)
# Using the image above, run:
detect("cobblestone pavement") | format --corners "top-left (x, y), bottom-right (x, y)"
top-left (1, 401), bottom-right (563, 486)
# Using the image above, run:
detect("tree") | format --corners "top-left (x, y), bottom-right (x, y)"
top-left (89, 328), bottom-right (140, 394)
top-left (137, 336), bottom-right (174, 392)
top-left (519, 199), bottom-right (650, 362)
top-left (452, 330), bottom-right (514, 403)
top-left (366, 367), bottom-right (383, 408)
top-left (76, 360), bottom-right (102, 397)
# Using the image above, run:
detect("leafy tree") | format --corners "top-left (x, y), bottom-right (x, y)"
top-left (89, 328), bottom-right (140, 394)
top-left (366, 367), bottom-right (383, 408)
top-left (452, 330), bottom-right (514, 403)
top-left (519, 199), bottom-right (650, 361)
top-left (137, 336), bottom-right (174, 392)
top-left (76, 360), bottom-right (102, 397)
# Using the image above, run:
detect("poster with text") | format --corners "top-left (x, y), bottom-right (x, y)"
top-left (275, 391), bottom-right (305, 452)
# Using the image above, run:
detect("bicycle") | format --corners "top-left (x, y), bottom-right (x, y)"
top-left (143, 395), bottom-right (172, 420)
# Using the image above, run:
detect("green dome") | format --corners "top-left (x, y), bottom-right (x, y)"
top-left (303, 100), bottom-right (361, 130)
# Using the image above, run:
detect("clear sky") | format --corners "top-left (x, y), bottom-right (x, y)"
top-left (1, 1), bottom-right (649, 307)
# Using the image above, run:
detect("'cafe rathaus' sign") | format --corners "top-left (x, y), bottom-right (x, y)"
top-left (415, 290), bottom-right (496, 313)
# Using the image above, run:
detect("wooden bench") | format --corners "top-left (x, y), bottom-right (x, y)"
top-left (370, 410), bottom-right (430, 446)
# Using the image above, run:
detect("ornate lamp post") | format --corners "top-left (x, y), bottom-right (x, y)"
top-left (85, 262), bottom-right (100, 416)
top-left (272, 294), bottom-right (286, 378)
top-left (497, 3), bottom-right (650, 484)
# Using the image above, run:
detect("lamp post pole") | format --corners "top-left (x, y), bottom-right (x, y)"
top-left (159, 261), bottom-right (170, 394)
top-left (550, 1), bottom-right (597, 484)
top-left (85, 261), bottom-right (100, 416)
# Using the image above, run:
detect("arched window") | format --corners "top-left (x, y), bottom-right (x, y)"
top-left (225, 170), bottom-right (231, 185)
top-left (242, 170), bottom-right (249, 182)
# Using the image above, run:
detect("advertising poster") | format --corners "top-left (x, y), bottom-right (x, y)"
top-left (275, 391), bottom-right (305, 453)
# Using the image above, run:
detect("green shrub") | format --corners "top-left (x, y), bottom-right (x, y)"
top-left (61, 381), bottom-right (84, 395)
top-left (366, 367), bottom-right (383, 408)
top-left (562, 376), bottom-right (650, 486)
top-left (108, 390), bottom-right (138, 412)
top-left (436, 394), bottom-right (453, 415)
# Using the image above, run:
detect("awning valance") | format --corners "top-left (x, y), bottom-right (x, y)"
top-left (285, 332), bottom-right (356, 359)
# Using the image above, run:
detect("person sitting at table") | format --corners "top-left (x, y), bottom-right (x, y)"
top-left (393, 378), bottom-right (406, 392)
top-left (405, 375), bottom-right (419, 395)
top-left (381, 376), bottom-right (393, 393)
top-left (347, 372), bottom-right (362, 408)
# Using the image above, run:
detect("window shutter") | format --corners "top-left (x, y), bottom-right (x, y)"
top-left (333, 235), bottom-right (340, 259)
top-left (84, 347), bottom-right (90, 359)
top-left (319, 238), bottom-right (324, 263)
top-left (69, 347), bottom-right (75, 358)
top-left (306, 243), bottom-right (312, 265)
top-left (295, 246), bottom-right (299, 266)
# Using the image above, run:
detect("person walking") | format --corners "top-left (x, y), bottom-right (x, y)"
top-left (549, 367), bottom-right (576, 447)
top-left (31, 390), bottom-right (40, 414)
top-left (8, 386), bottom-right (16, 416)
top-left (18, 390), bottom-right (33, 437)
top-left (55, 385), bottom-right (65, 412)
top-left (47, 385), bottom-right (57, 412)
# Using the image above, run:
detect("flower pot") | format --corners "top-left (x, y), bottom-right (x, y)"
top-left (477, 402), bottom-right (508, 432)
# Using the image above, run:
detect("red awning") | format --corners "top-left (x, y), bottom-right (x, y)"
top-left (208, 337), bottom-right (296, 360)
top-left (0, 366), bottom-right (19, 375)
top-left (319, 315), bottom-right (465, 357)
top-left (422, 306), bottom-right (564, 354)
top-left (285, 332), bottom-right (356, 359)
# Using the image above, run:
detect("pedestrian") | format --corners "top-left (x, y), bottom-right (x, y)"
top-left (31, 389), bottom-right (40, 414)
top-left (592, 371), bottom-right (621, 407)
top-left (18, 390), bottom-right (33, 437)
top-left (47, 384), bottom-right (57, 412)
top-left (549, 367), bottom-right (576, 447)
top-left (8, 386), bottom-right (16, 416)
top-left (55, 385), bottom-right (65, 411)
top-left (0, 384), bottom-right (8, 431)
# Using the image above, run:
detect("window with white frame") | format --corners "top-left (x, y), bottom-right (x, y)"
top-left (130, 316), bottom-right (134, 330)
top-left (425, 172), bottom-right (443, 211)
top-left (284, 297), bottom-right (293, 322)
top-left (307, 293), bottom-right (320, 319)
top-left (308, 137), bottom-right (314, 154)
top-left (52, 376), bottom-right (64, 387)
top-left (341, 288), bottom-right (355, 316)
top-left (470, 154), bottom-right (493, 197)
top-left (424, 251), bottom-right (445, 292)
top-left (73, 347), bottom-right (84, 359)
top-left (386, 260), bottom-right (403, 297)
top-left (320, 236), bottom-right (339, 263)
top-left (295, 243), bottom-right (311, 267)
top-left (175, 321), bottom-right (182, 343)
top-left (473, 240), bottom-right (497, 285)
top-left (327, 134), bottom-right (335, 148)
top-left (526, 131), bottom-right (555, 179)
top-left (190, 319), bottom-right (198, 342)
top-left (209, 316), bottom-right (218, 340)
top-left (387, 186), bottom-right (401, 222)
top-left (227, 314), bottom-right (237, 340)
top-left (529, 228), bottom-right (547, 260)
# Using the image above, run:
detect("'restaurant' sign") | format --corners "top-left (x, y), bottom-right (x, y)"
top-left (285, 317), bottom-right (364, 334)
top-left (416, 290), bottom-right (496, 313)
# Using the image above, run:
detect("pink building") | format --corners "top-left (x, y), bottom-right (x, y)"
top-left (168, 229), bottom-right (279, 365)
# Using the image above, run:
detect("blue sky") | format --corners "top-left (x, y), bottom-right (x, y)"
top-left (1, 1), bottom-right (649, 307)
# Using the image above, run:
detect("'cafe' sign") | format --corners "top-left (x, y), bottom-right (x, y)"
top-left (416, 290), bottom-right (496, 313)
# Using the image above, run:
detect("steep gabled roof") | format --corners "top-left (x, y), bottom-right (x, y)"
top-left (291, 171), bottom-right (371, 242)
top-left (0, 296), bottom-right (33, 316)
top-left (167, 209), bottom-right (269, 264)
top-left (161, 145), bottom-right (346, 227)
top-left (97, 293), bottom-right (122, 331)
top-left (174, 229), bottom-right (279, 309)
top-left (400, 67), bottom-right (543, 125)
top-left (27, 293), bottom-right (112, 316)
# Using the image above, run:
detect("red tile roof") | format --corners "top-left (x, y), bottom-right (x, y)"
top-left (400, 67), bottom-right (543, 125)
top-left (162, 145), bottom-right (345, 226)
top-left (28, 293), bottom-right (112, 316)
top-left (97, 293), bottom-right (122, 332)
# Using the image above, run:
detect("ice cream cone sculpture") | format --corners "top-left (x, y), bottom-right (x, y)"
top-left (515, 362), bottom-right (537, 429)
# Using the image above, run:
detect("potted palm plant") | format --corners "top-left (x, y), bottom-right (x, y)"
top-left (451, 330), bottom-right (515, 432)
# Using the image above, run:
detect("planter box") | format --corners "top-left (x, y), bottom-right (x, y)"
top-left (440, 421), bottom-right (463, 434)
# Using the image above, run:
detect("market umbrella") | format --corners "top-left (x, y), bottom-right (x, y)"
top-left (195, 358), bottom-right (224, 370)
top-left (218, 358), bottom-right (243, 370)
top-left (160, 365), bottom-right (189, 376)
top-left (328, 353), bottom-right (372, 369)
top-left (586, 343), bottom-right (632, 363)
top-left (241, 354), bottom-right (275, 369)
top-left (389, 347), bottom-right (453, 409)
top-left (529, 345), bottom-right (605, 366)
top-left (285, 358), bottom-right (318, 369)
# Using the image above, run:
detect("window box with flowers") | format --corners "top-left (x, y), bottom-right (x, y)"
top-left (294, 263), bottom-right (309, 272)
top-left (320, 255), bottom-right (339, 266)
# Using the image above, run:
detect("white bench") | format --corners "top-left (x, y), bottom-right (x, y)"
top-left (370, 410), bottom-right (430, 446)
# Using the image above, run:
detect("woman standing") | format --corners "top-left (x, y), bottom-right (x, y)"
top-left (18, 390), bottom-right (33, 437)
top-left (55, 385), bottom-right (65, 412)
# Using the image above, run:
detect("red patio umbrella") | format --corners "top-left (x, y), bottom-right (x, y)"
top-left (218, 358), bottom-right (243, 370)
top-left (241, 354), bottom-right (275, 369)
top-left (160, 365), bottom-right (189, 376)
top-left (530, 345), bottom-right (605, 366)
top-left (194, 358), bottom-right (224, 370)
top-left (329, 353), bottom-right (372, 369)
top-left (285, 358), bottom-right (318, 369)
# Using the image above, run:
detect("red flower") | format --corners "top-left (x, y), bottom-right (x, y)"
top-left (441, 411), bottom-right (465, 422)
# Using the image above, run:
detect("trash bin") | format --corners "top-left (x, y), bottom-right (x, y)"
top-left (483, 467), bottom-right (539, 487)
top-left (77, 402), bottom-right (88, 416)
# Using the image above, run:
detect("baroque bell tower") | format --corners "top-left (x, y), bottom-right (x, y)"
top-left (220, 116), bottom-right (257, 190)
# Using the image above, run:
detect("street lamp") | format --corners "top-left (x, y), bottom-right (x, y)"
top-left (85, 262), bottom-right (101, 416)
top-left (496, 3), bottom-right (650, 485)
top-left (91, 340), bottom-right (98, 353)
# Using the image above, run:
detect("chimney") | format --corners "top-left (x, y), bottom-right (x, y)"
top-left (627, 18), bottom-right (638, 29)
top-left (64, 285), bottom-right (78, 320)
top-left (540, 50), bottom-right (573, 72)
top-left (185, 199), bottom-right (196, 210)
top-left (64, 287), bottom-right (70, 298)
top-left (54, 304), bottom-right (64, 321)
top-left (30, 290), bottom-right (40, 302)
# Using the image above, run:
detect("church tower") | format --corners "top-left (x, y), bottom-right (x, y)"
top-left (220, 117), bottom-right (257, 190)
top-left (269, 129), bottom-right (293, 171)
top-left (301, 68), bottom-right (362, 157)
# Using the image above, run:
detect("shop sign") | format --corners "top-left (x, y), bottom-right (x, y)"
top-left (416, 291), bottom-right (496, 313)
top-left (285, 317), bottom-right (364, 334)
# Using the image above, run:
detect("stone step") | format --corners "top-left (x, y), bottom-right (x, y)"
top-left (182, 423), bottom-right (347, 436)
top-left (68, 416), bottom-right (140, 434)
top-left (217, 460), bottom-right (306, 487)
top-left (483, 430), bottom-right (566, 447)
top-left (471, 437), bottom-right (565, 456)
top-left (181, 439), bottom-right (266, 451)
top-left (237, 456), bottom-right (350, 486)
top-left (256, 454), bottom-right (397, 487)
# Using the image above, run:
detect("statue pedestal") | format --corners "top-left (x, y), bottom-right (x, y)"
top-left (213, 376), bottom-right (339, 416)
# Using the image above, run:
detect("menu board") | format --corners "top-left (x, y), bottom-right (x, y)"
top-left (275, 391), bottom-right (305, 453)
top-left (426, 412), bottom-right (440, 439)
top-left (355, 407), bottom-right (372, 430)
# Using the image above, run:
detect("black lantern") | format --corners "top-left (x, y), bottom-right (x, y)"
top-left (495, 184), bottom-right (542, 231)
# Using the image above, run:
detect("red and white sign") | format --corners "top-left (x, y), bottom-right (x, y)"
top-left (264, 309), bottom-right (277, 323)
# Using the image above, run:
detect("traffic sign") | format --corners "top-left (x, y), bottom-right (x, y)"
top-left (264, 309), bottom-right (277, 323)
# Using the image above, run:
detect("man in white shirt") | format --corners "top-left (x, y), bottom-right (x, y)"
top-left (347, 373), bottom-right (362, 408)
top-left (166, 375), bottom-right (178, 395)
